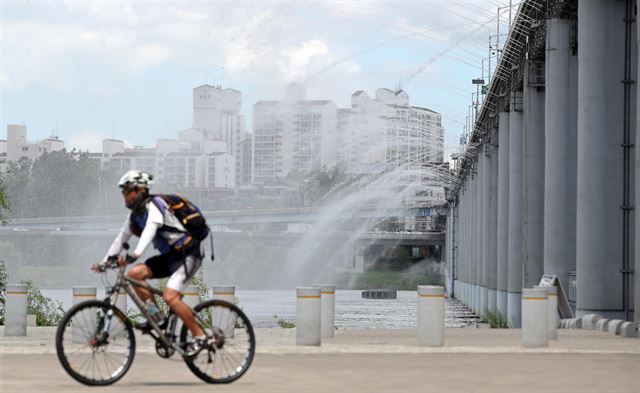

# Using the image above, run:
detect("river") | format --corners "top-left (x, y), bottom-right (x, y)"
top-left (41, 289), bottom-right (478, 329)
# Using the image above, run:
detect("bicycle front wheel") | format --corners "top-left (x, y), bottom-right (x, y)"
top-left (181, 299), bottom-right (256, 383)
top-left (55, 300), bottom-right (135, 386)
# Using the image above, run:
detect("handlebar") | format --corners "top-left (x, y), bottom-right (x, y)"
top-left (96, 242), bottom-right (134, 272)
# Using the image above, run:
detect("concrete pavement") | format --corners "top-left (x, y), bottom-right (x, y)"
top-left (1, 327), bottom-right (638, 392)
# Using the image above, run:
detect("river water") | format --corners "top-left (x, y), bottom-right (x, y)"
top-left (41, 289), bottom-right (478, 329)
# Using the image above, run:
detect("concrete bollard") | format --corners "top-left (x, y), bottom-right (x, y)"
top-left (594, 319), bottom-right (610, 332)
top-left (212, 286), bottom-right (236, 338)
top-left (569, 318), bottom-right (583, 329)
top-left (522, 288), bottom-right (548, 348)
top-left (212, 285), bottom-right (236, 304)
top-left (619, 322), bottom-right (639, 338)
top-left (535, 286), bottom-right (558, 340)
top-left (116, 289), bottom-right (127, 314)
top-left (417, 286), bottom-right (445, 347)
top-left (5, 284), bottom-right (28, 336)
top-left (178, 286), bottom-right (200, 339)
top-left (72, 287), bottom-right (97, 343)
top-left (296, 287), bottom-right (321, 346)
top-left (607, 319), bottom-right (626, 335)
top-left (581, 314), bottom-right (602, 330)
top-left (313, 284), bottom-right (336, 338)
top-left (73, 286), bottom-right (97, 305)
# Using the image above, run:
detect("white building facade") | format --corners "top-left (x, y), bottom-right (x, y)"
top-left (4, 124), bottom-right (65, 163)
top-left (252, 84), bottom-right (337, 185)
top-left (337, 88), bottom-right (444, 173)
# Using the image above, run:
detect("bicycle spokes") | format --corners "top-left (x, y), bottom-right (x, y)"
top-left (181, 300), bottom-right (255, 384)
top-left (56, 301), bottom-right (135, 386)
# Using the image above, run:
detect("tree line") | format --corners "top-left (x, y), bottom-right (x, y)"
top-left (0, 151), bottom-right (124, 219)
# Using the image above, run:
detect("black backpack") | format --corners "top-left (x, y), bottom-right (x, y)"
top-left (151, 194), bottom-right (214, 260)
top-left (151, 194), bottom-right (209, 241)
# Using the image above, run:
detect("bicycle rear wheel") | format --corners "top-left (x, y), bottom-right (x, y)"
top-left (181, 299), bottom-right (255, 383)
top-left (55, 300), bottom-right (135, 386)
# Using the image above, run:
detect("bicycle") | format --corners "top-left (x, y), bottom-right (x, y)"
top-left (55, 250), bottom-right (256, 386)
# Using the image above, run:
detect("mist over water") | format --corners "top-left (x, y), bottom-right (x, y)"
top-left (3, 166), bottom-right (449, 291)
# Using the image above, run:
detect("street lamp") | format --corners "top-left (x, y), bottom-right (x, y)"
top-left (471, 79), bottom-right (485, 122)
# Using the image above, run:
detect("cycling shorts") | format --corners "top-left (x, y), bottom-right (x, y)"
top-left (145, 245), bottom-right (202, 293)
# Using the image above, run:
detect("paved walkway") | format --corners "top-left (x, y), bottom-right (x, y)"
top-left (1, 327), bottom-right (638, 392)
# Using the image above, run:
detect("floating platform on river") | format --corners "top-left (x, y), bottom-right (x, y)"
top-left (361, 289), bottom-right (397, 299)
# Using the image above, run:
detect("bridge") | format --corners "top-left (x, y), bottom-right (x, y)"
top-left (2, 205), bottom-right (440, 230)
top-left (444, 0), bottom-right (640, 326)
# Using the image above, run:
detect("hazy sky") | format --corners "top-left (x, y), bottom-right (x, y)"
top-left (1, 1), bottom-right (512, 158)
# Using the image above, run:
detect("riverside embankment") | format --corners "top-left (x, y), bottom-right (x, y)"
top-left (1, 327), bottom-right (638, 392)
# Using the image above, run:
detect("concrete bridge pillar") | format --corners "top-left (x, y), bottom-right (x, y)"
top-left (480, 147), bottom-right (490, 315)
top-left (508, 91), bottom-right (524, 327)
top-left (475, 164), bottom-right (482, 313)
top-left (544, 17), bottom-right (578, 303)
top-left (463, 185), bottom-right (470, 306)
top-left (488, 129), bottom-right (499, 313)
top-left (457, 189), bottom-right (464, 304)
top-left (636, 0), bottom-right (640, 324)
top-left (467, 181), bottom-right (473, 308)
top-left (577, 0), bottom-right (636, 319)
top-left (497, 111), bottom-right (510, 318)
top-left (523, 60), bottom-right (545, 288)
top-left (469, 169), bottom-right (477, 311)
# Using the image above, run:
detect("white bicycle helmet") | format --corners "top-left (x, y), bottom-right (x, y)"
top-left (118, 170), bottom-right (153, 190)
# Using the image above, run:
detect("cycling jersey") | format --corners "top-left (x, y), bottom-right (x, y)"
top-left (103, 198), bottom-right (190, 260)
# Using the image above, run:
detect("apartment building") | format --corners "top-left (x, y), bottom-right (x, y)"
top-left (252, 83), bottom-right (337, 185)
top-left (337, 88), bottom-right (444, 173)
top-left (5, 124), bottom-right (65, 163)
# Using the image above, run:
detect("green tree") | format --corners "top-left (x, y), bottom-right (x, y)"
top-left (2, 157), bottom-right (32, 218)
top-left (22, 280), bottom-right (65, 326)
top-left (1, 151), bottom-right (107, 218)
top-left (0, 260), bottom-right (6, 324)
top-left (0, 177), bottom-right (9, 225)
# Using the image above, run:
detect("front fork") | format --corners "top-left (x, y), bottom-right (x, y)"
top-left (88, 308), bottom-right (113, 348)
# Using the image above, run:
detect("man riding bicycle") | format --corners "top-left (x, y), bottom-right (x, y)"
top-left (92, 170), bottom-right (207, 355)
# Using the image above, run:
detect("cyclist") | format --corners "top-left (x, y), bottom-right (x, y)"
top-left (92, 170), bottom-right (206, 355)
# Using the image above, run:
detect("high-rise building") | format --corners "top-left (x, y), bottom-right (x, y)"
top-left (337, 88), bottom-right (444, 173)
top-left (252, 83), bottom-right (337, 185)
top-left (237, 133), bottom-right (253, 186)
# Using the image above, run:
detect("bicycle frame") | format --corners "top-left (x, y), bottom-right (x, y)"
top-left (104, 264), bottom-right (183, 353)
top-left (100, 262), bottom-right (221, 359)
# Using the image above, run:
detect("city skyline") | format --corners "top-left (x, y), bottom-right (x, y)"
top-left (0, 1), bottom-right (510, 158)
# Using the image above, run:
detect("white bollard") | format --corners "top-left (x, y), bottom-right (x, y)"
top-left (177, 286), bottom-right (200, 339)
top-left (619, 321), bottom-right (639, 338)
top-left (313, 284), bottom-right (336, 338)
top-left (72, 286), bottom-right (97, 344)
top-left (212, 285), bottom-right (236, 338)
top-left (73, 286), bottom-right (97, 305)
top-left (594, 319), bottom-right (611, 332)
top-left (182, 285), bottom-right (200, 308)
top-left (417, 285), bottom-right (445, 347)
top-left (607, 319), bottom-right (626, 335)
top-left (5, 284), bottom-right (28, 336)
top-left (522, 288), bottom-right (548, 348)
top-left (296, 287), bottom-right (321, 346)
top-left (116, 289), bottom-right (127, 314)
top-left (535, 285), bottom-right (558, 340)
top-left (212, 285), bottom-right (235, 304)
top-left (581, 314), bottom-right (603, 330)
